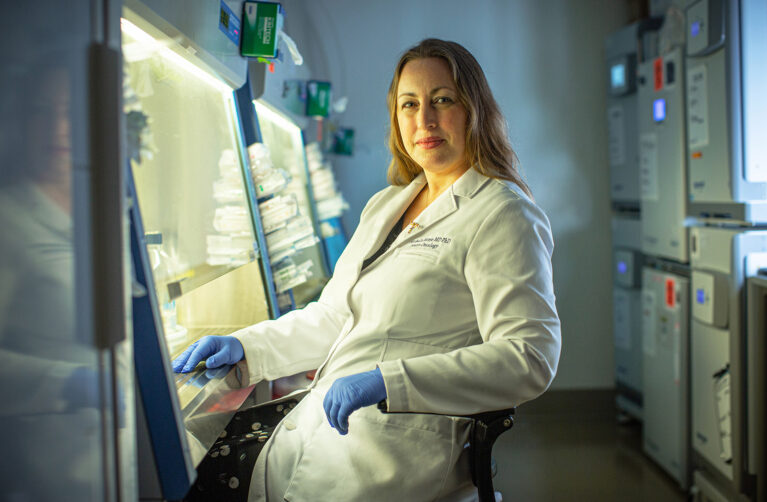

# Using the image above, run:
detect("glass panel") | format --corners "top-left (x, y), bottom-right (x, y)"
top-left (123, 20), bottom-right (257, 312)
top-left (122, 15), bottom-right (271, 469)
top-left (254, 101), bottom-right (330, 306)
top-left (0, 2), bottom-right (111, 500)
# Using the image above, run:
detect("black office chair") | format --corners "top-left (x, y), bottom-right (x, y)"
top-left (186, 398), bottom-right (515, 502)
top-left (379, 403), bottom-right (516, 502)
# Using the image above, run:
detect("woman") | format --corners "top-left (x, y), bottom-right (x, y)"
top-left (174, 38), bottom-right (560, 501)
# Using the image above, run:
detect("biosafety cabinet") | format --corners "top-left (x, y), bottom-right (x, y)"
top-left (251, 100), bottom-right (330, 308)
top-left (689, 226), bottom-right (767, 500)
top-left (246, 58), bottom-right (332, 308)
top-left (605, 22), bottom-right (641, 209)
top-left (637, 46), bottom-right (690, 263)
top-left (684, 0), bottom-right (767, 224)
top-left (122, 1), bottom-right (276, 499)
top-left (641, 261), bottom-right (690, 488)
top-left (612, 216), bottom-right (644, 419)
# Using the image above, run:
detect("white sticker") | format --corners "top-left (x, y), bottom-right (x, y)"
top-left (687, 65), bottom-right (710, 150)
top-left (642, 289), bottom-right (657, 357)
top-left (714, 369), bottom-right (732, 462)
top-left (608, 105), bottom-right (626, 167)
top-left (639, 133), bottom-right (659, 201)
top-left (613, 289), bottom-right (632, 350)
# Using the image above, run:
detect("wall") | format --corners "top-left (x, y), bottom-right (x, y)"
top-left (278, 0), bottom-right (635, 389)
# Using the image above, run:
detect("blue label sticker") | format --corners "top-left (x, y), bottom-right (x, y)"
top-left (653, 98), bottom-right (666, 122)
top-left (696, 288), bottom-right (705, 304)
top-left (691, 21), bottom-right (701, 38)
top-left (219, 1), bottom-right (241, 46)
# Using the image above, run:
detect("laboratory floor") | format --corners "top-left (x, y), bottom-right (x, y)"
top-left (490, 390), bottom-right (688, 502)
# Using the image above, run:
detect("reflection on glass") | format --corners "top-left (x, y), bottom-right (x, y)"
top-left (0, 52), bottom-right (105, 499)
top-left (254, 101), bottom-right (329, 306)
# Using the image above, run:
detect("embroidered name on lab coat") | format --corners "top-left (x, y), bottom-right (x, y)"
top-left (407, 236), bottom-right (453, 250)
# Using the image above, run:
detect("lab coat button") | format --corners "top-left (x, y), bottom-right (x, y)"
top-left (284, 420), bottom-right (296, 431)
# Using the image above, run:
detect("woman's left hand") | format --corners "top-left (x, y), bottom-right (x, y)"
top-left (323, 368), bottom-right (387, 435)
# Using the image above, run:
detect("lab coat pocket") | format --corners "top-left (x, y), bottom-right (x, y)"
top-left (282, 403), bottom-right (468, 502)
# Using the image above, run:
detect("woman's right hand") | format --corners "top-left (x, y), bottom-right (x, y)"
top-left (171, 335), bottom-right (244, 373)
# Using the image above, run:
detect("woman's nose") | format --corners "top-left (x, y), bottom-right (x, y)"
top-left (417, 105), bottom-right (437, 129)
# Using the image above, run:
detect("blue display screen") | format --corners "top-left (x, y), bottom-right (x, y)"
top-left (617, 261), bottom-right (628, 275)
top-left (696, 288), bottom-right (705, 304)
top-left (611, 63), bottom-right (626, 89)
top-left (653, 98), bottom-right (666, 122)
top-left (691, 21), bottom-right (701, 38)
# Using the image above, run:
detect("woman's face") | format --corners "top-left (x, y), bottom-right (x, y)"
top-left (27, 67), bottom-right (72, 181)
top-left (396, 57), bottom-right (469, 180)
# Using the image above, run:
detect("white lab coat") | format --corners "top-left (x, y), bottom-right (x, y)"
top-left (232, 167), bottom-right (561, 501)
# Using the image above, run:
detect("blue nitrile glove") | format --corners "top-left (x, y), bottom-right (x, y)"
top-left (172, 335), bottom-right (244, 373)
top-left (322, 368), bottom-right (387, 435)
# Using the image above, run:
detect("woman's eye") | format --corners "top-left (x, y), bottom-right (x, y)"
top-left (434, 96), bottom-right (453, 105)
top-left (401, 101), bottom-right (416, 110)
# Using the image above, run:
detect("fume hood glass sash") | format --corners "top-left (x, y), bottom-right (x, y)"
top-left (122, 9), bottom-right (270, 499)
top-left (253, 100), bottom-right (330, 306)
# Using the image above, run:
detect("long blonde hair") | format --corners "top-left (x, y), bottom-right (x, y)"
top-left (386, 38), bottom-right (531, 197)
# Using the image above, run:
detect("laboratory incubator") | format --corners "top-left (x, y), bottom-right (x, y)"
top-left (689, 226), bottom-right (767, 499)
top-left (636, 38), bottom-right (693, 488)
top-left (681, 0), bottom-right (767, 500)
top-left (684, 0), bottom-right (767, 224)
top-left (637, 46), bottom-right (690, 264)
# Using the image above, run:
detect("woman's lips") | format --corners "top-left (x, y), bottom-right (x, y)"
top-left (416, 138), bottom-right (444, 149)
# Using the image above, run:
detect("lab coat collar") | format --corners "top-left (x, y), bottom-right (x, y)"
top-left (450, 167), bottom-right (492, 199)
top-left (405, 168), bottom-right (490, 233)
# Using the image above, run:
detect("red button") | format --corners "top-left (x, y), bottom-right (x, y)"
top-left (654, 57), bottom-right (664, 91)
top-left (665, 278), bottom-right (676, 308)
